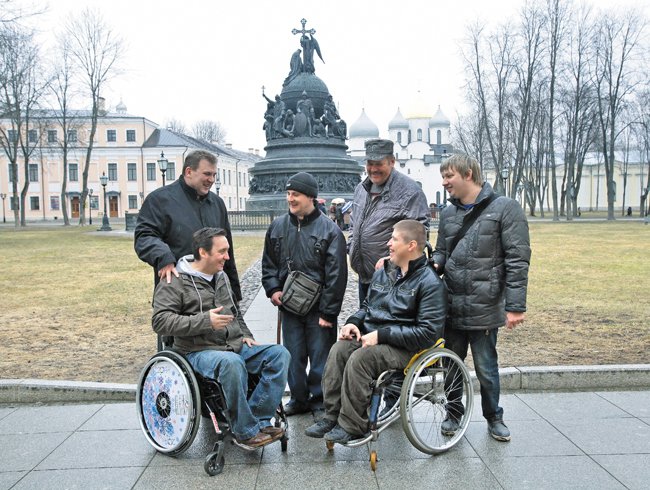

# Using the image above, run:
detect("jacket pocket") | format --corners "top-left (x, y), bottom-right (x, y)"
top-left (489, 263), bottom-right (506, 297)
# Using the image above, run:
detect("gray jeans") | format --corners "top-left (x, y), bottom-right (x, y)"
top-left (321, 339), bottom-right (414, 436)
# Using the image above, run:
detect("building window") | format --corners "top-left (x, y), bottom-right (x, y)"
top-left (28, 130), bottom-right (38, 143)
top-left (437, 130), bottom-right (441, 145)
top-left (407, 168), bottom-right (411, 174)
top-left (228, 196), bottom-right (232, 208)
top-left (147, 162), bottom-right (156, 181)
top-left (228, 170), bottom-right (231, 185)
top-left (238, 171), bottom-right (242, 186)
top-left (408, 130), bottom-right (411, 144)
top-left (127, 163), bottom-right (137, 181)
top-left (436, 191), bottom-right (441, 205)
top-left (244, 173), bottom-right (247, 186)
top-left (50, 196), bottom-right (60, 210)
top-left (8, 164), bottom-right (16, 182)
top-left (69, 163), bottom-right (78, 182)
top-left (107, 129), bottom-right (116, 142)
top-left (7, 129), bottom-right (16, 141)
top-left (29, 163), bottom-right (38, 182)
top-left (30, 196), bottom-right (39, 210)
top-left (128, 195), bottom-right (138, 209)
top-left (397, 132), bottom-right (401, 144)
top-left (167, 162), bottom-right (175, 181)
top-left (66, 129), bottom-right (77, 143)
top-left (417, 129), bottom-right (422, 141)
top-left (108, 163), bottom-right (117, 181)
top-left (48, 130), bottom-right (58, 143)
top-left (240, 197), bottom-right (243, 209)
top-left (222, 169), bottom-right (226, 184)
top-left (126, 130), bottom-right (136, 142)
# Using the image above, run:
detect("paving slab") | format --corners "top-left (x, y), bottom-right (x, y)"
top-left (0, 471), bottom-right (26, 490)
top-left (133, 463), bottom-right (259, 490)
top-left (0, 432), bottom-right (70, 472)
top-left (551, 417), bottom-right (650, 455)
top-left (375, 457), bottom-right (502, 490)
top-left (78, 403), bottom-right (141, 431)
top-left (516, 392), bottom-right (632, 421)
top-left (591, 454), bottom-right (650, 490)
top-left (256, 461), bottom-right (380, 490)
top-left (596, 390), bottom-right (650, 418)
top-left (485, 455), bottom-right (626, 490)
top-left (472, 394), bottom-right (542, 421)
top-left (10, 467), bottom-right (145, 490)
top-left (464, 419), bottom-right (582, 461)
top-left (36, 429), bottom-right (156, 470)
top-left (0, 407), bottom-right (17, 421)
top-left (0, 404), bottom-right (102, 434)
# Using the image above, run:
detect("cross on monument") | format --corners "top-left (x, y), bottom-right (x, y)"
top-left (291, 18), bottom-right (315, 38)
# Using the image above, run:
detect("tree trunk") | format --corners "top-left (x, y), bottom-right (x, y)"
top-left (20, 157), bottom-right (29, 226)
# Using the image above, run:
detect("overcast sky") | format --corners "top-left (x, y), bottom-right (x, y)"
top-left (39, 0), bottom-right (641, 154)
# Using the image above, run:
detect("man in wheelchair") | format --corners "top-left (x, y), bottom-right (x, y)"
top-left (152, 227), bottom-right (291, 448)
top-left (305, 219), bottom-right (448, 444)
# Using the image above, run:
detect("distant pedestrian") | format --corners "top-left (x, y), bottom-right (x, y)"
top-left (335, 203), bottom-right (344, 229)
top-left (627, 206), bottom-right (632, 216)
top-left (348, 139), bottom-right (429, 307)
top-left (433, 154), bottom-right (531, 443)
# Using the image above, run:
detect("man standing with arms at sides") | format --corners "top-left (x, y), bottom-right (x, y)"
top-left (348, 139), bottom-right (430, 307)
top-left (433, 154), bottom-right (531, 442)
top-left (262, 172), bottom-right (347, 422)
top-left (135, 149), bottom-right (241, 296)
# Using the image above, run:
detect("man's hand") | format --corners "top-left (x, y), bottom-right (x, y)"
top-left (361, 330), bottom-right (378, 347)
top-left (506, 312), bottom-right (525, 329)
top-left (270, 291), bottom-right (283, 307)
top-left (433, 263), bottom-right (439, 271)
top-left (158, 263), bottom-right (179, 284)
top-left (319, 318), bottom-right (333, 328)
top-left (243, 337), bottom-right (260, 347)
top-left (339, 323), bottom-right (361, 341)
top-left (209, 306), bottom-right (234, 331)
top-left (374, 256), bottom-right (390, 270)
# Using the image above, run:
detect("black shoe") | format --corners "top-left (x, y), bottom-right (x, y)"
top-left (323, 424), bottom-right (366, 445)
top-left (304, 418), bottom-right (337, 438)
top-left (488, 419), bottom-right (511, 442)
top-left (283, 402), bottom-right (310, 416)
top-left (441, 415), bottom-right (460, 436)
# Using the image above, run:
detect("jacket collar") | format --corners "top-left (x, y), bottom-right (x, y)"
top-left (288, 201), bottom-right (321, 227)
top-left (448, 181), bottom-right (494, 210)
top-left (384, 254), bottom-right (428, 284)
top-left (179, 175), bottom-right (214, 203)
top-left (361, 168), bottom-right (398, 195)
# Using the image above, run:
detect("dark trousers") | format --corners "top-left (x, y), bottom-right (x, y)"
top-left (358, 281), bottom-right (370, 308)
top-left (322, 339), bottom-right (414, 436)
top-left (281, 309), bottom-right (337, 410)
top-left (444, 326), bottom-right (503, 422)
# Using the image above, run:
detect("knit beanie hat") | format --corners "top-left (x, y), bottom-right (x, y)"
top-left (286, 172), bottom-right (318, 198)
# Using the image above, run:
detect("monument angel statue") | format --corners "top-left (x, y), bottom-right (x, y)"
top-left (300, 34), bottom-right (324, 74)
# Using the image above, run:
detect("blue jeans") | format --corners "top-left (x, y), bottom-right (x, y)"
top-left (186, 344), bottom-right (290, 440)
top-left (281, 309), bottom-right (337, 410)
top-left (444, 326), bottom-right (503, 422)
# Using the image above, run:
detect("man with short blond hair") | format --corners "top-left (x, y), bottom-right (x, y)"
top-left (433, 154), bottom-right (531, 442)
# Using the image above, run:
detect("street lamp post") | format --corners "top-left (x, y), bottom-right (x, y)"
top-left (501, 168), bottom-right (510, 196)
top-left (157, 152), bottom-right (168, 187)
top-left (215, 172), bottom-right (221, 197)
top-left (88, 188), bottom-right (94, 225)
top-left (99, 172), bottom-right (112, 231)
top-left (0, 193), bottom-right (6, 223)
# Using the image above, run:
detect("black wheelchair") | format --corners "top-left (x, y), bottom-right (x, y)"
top-left (136, 337), bottom-right (288, 476)
top-left (324, 338), bottom-right (474, 470)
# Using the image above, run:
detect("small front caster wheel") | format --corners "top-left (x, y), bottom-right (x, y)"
top-left (204, 451), bottom-right (225, 476)
top-left (281, 435), bottom-right (288, 452)
top-left (326, 440), bottom-right (335, 450)
top-left (370, 450), bottom-right (377, 471)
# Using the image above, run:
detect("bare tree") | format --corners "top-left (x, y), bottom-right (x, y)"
top-left (592, 7), bottom-right (648, 220)
top-left (191, 119), bottom-right (227, 144)
top-left (162, 117), bottom-right (187, 135)
top-left (635, 88), bottom-right (650, 216)
top-left (0, 24), bottom-right (47, 226)
top-left (64, 7), bottom-right (126, 225)
top-left (0, 0), bottom-right (46, 25)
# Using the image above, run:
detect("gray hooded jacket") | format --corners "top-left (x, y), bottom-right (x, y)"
top-left (433, 182), bottom-right (531, 330)
top-left (348, 170), bottom-right (430, 284)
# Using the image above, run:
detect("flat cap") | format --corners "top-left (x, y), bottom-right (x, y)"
top-left (364, 139), bottom-right (394, 162)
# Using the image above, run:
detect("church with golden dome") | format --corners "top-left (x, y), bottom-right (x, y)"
top-left (347, 92), bottom-right (453, 207)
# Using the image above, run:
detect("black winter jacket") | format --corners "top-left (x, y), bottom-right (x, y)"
top-left (347, 255), bottom-right (448, 353)
top-left (433, 182), bottom-right (531, 330)
top-left (262, 204), bottom-right (348, 323)
top-left (134, 176), bottom-right (241, 300)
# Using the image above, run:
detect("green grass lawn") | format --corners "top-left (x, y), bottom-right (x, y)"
top-left (0, 221), bottom-right (648, 383)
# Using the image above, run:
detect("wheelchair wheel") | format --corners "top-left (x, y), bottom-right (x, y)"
top-left (136, 350), bottom-right (202, 456)
top-left (204, 451), bottom-right (225, 476)
top-left (399, 348), bottom-right (473, 454)
top-left (377, 380), bottom-right (402, 424)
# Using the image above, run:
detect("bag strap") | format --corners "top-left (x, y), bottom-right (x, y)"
top-left (282, 215), bottom-right (293, 273)
top-left (447, 193), bottom-right (499, 258)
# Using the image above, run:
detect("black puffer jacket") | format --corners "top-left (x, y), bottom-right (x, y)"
top-left (134, 176), bottom-right (241, 300)
top-left (262, 204), bottom-right (348, 323)
top-left (348, 170), bottom-right (430, 284)
top-left (433, 182), bottom-right (531, 330)
top-left (346, 255), bottom-right (448, 353)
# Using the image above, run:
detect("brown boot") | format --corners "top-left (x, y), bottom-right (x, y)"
top-left (260, 426), bottom-right (285, 440)
top-left (235, 431), bottom-right (272, 448)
